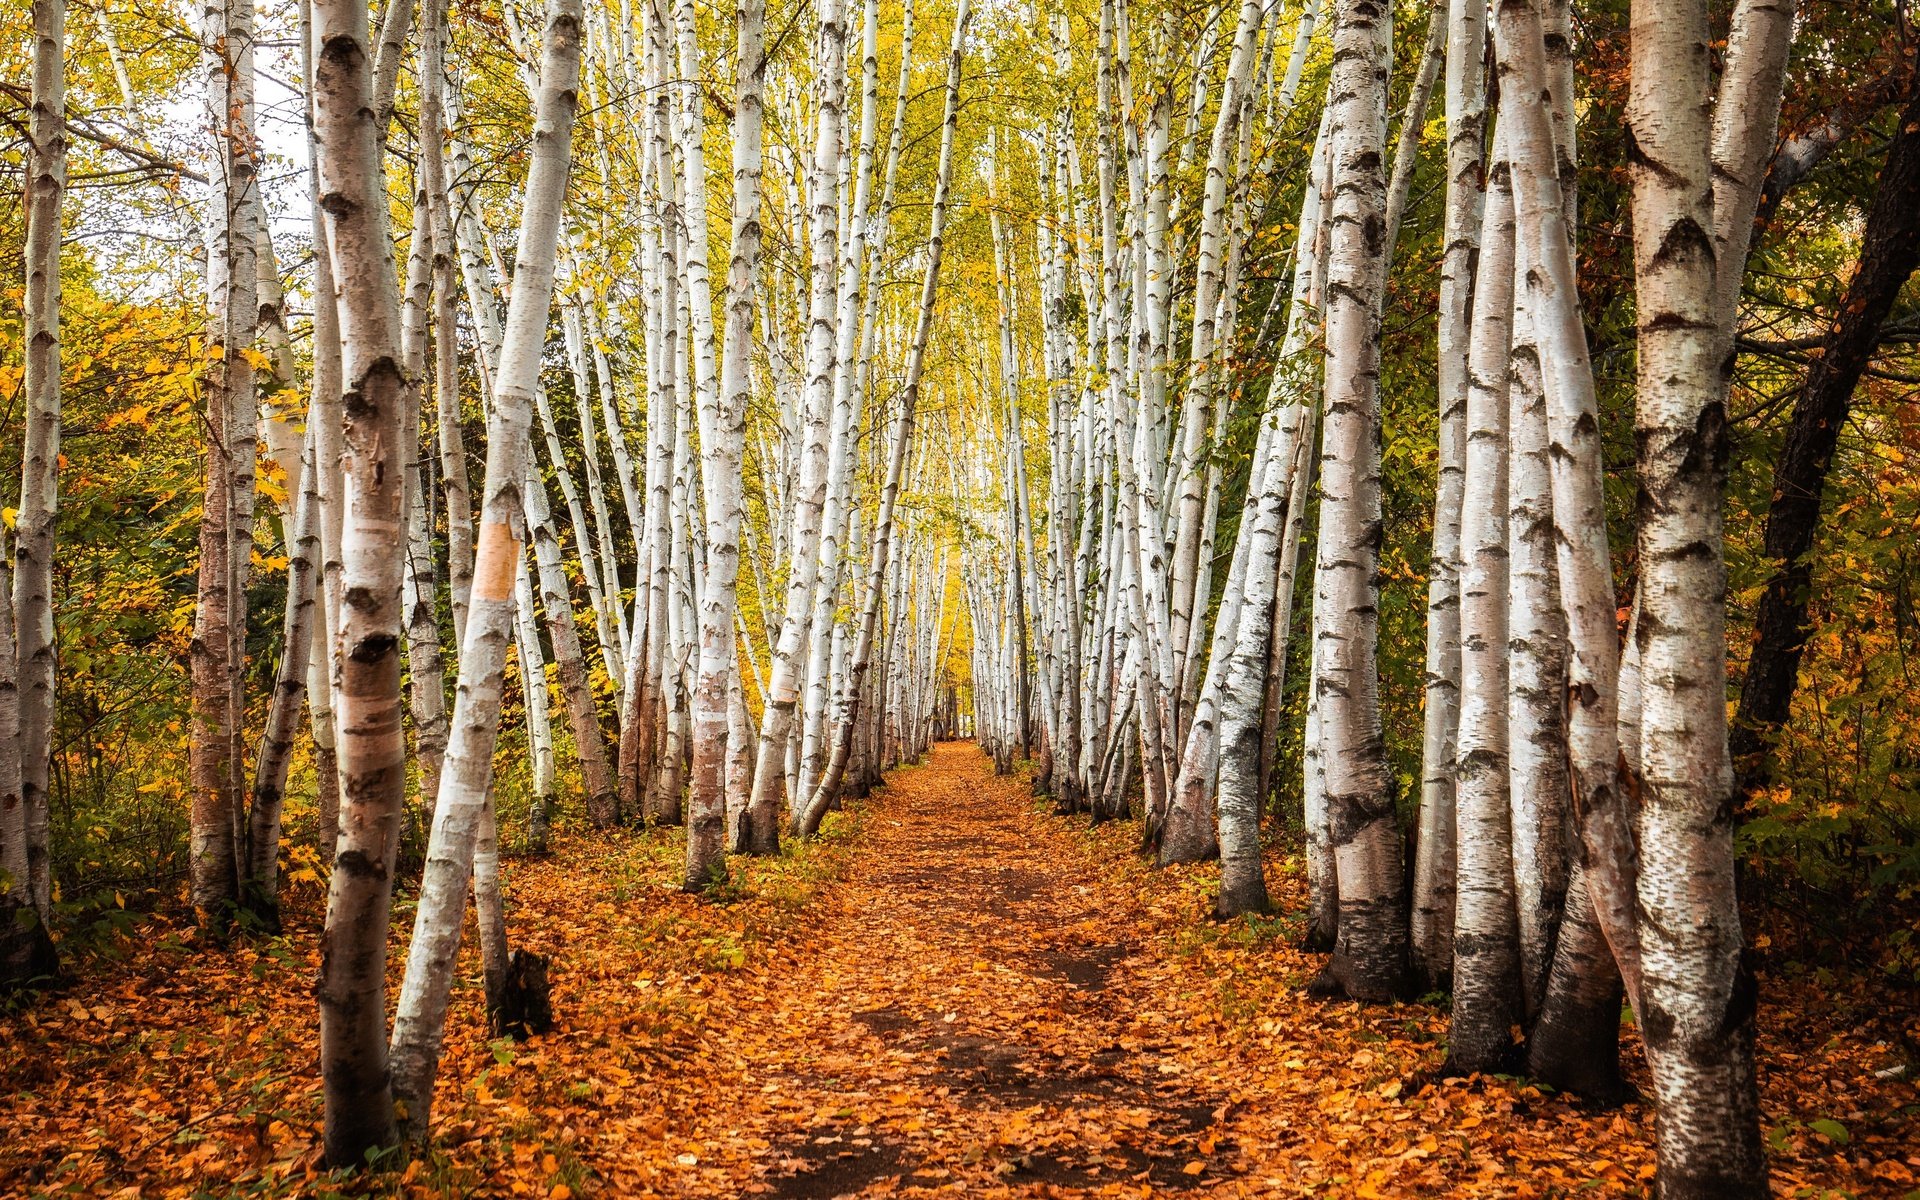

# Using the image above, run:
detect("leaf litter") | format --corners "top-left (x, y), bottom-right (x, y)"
top-left (3, 742), bottom-right (1917, 1197)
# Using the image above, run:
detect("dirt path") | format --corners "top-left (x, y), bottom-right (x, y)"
top-left (716, 740), bottom-right (1235, 1197)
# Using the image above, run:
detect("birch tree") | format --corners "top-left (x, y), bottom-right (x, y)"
top-left (685, 0), bottom-right (769, 890)
top-left (1446, 133), bottom-right (1518, 1073)
top-left (310, 0), bottom-right (427, 1161)
top-left (1623, 0), bottom-right (1791, 1187)
top-left (1306, 0), bottom-right (1410, 1003)
top-left (2, 0), bottom-right (65, 985)
top-left (188, 0), bottom-right (261, 933)
top-left (389, 0), bottom-right (584, 1139)
top-left (742, 0), bottom-right (853, 854)
top-left (1409, 0), bottom-right (1486, 989)
top-left (797, 0), bottom-right (970, 837)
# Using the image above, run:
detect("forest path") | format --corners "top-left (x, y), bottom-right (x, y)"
top-left (720, 739), bottom-right (1240, 1198)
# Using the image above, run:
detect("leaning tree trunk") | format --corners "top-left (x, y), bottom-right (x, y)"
top-left (388, 0), bottom-right (583, 1141)
top-left (742, 0), bottom-right (852, 855)
top-left (244, 419), bottom-right (320, 931)
top-left (1306, 0), bottom-right (1410, 1004)
top-left (310, 0), bottom-right (424, 1164)
top-left (1496, 0), bottom-right (1642, 1015)
top-left (1731, 64), bottom-right (1920, 794)
top-left (1214, 419), bottom-right (1302, 918)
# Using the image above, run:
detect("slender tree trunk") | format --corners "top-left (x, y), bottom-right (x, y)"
top-left (422, 0), bottom-right (472, 649)
top-left (189, 0), bottom-right (261, 934)
top-left (1, 547), bottom-right (57, 982)
top-left (1409, 0), bottom-right (1485, 992)
top-left (797, 0), bottom-right (970, 836)
top-left (527, 475), bottom-right (620, 826)
top-left (743, 0), bottom-right (851, 854)
top-left (1731, 64), bottom-right (1920, 793)
top-left (388, 0), bottom-right (584, 1141)
top-left (1215, 422), bottom-right (1300, 918)
top-left (8, 0), bottom-right (66, 974)
top-left (685, 0), bottom-right (768, 891)
top-left (400, 197), bottom-right (451, 818)
top-left (302, 0), bottom-right (345, 864)
top-left (1307, 0), bottom-right (1410, 1003)
top-left (1507, 202), bottom-right (1576, 1033)
top-left (517, 554), bottom-right (557, 852)
top-left (245, 419), bottom-right (321, 930)
top-left (1495, 0), bottom-right (1642, 1016)
top-left (1446, 137), bottom-right (1519, 1074)
top-left (311, 0), bottom-right (426, 1161)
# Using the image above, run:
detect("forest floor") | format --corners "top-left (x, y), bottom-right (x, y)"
top-left (3, 742), bottom-right (1918, 1199)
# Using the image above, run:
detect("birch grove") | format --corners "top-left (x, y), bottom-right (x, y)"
top-left (18, 0), bottom-right (1920, 1187)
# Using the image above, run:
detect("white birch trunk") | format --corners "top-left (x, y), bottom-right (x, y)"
top-left (797, 0), bottom-right (969, 833)
top-left (3, 0), bottom-right (64, 980)
top-left (686, 0), bottom-right (769, 888)
top-left (1446, 138), bottom-right (1519, 1073)
top-left (1409, 0), bottom-right (1486, 991)
top-left (1625, 0), bottom-right (1788, 1190)
top-left (742, 0), bottom-right (851, 853)
top-left (387, 0), bottom-right (583, 1141)
top-left (1308, 0), bottom-right (1410, 1003)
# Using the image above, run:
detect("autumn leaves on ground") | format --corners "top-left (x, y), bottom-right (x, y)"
top-left (0, 742), bottom-right (1911, 1199)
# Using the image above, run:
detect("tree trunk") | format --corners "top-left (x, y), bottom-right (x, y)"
top-left (1495, 0), bottom-right (1643, 1017)
top-left (685, 0), bottom-right (768, 891)
top-left (742, 0), bottom-right (851, 855)
top-left (245, 418), bottom-right (320, 931)
top-left (388, 0), bottom-right (584, 1142)
top-left (189, 0), bottom-right (261, 935)
top-left (1409, 0), bottom-right (1485, 993)
top-left (1625, 0), bottom-right (1782, 1189)
top-left (1307, 0), bottom-right (1410, 1004)
top-left (1446, 136), bottom-right (1518, 1073)
top-left (1731, 65), bottom-right (1920, 794)
top-left (7, 0), bottom-right (66, 979)
top-left (797, 0), bottom-right (970, 837)
top-left (310, 0), bottom-right (429, 1162)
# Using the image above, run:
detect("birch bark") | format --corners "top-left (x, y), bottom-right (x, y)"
top-left (686, 0), bottom-right (769, 889)
top-left (387, 0), bottom-right (584, 1142)
top-left (1409, 0), bottom-right (1485, 990)
top-left (798, 0), bottom-right (970, 833)
top-left (189, 0), bottom-right (261, 932)
top-left (311, 0), bottom-right (416, 1160)
top-left (1626, 0), bottom-right (1787, 1189)
top-left (1446, 142), bottom-right (1519, 1073)
top-left (743, 0), bottom-right (851, 854)
top-left (3, 0), bottom-right (64, 980)
top-left (1307, 0), bottom-right (1410, 1003)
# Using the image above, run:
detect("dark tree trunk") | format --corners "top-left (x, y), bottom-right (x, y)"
top-left (1732, 71), bottom-right (1920, 793)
